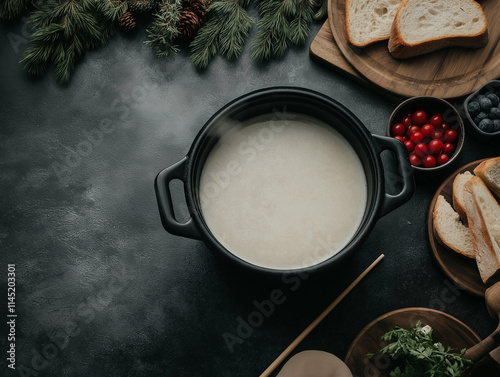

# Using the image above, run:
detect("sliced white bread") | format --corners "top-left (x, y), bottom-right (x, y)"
top-left (345, 0), bottom-right (403, 47)
top-left (433, 195), bottom-right (475, 259)
top-left (474, 157), bottom-right (500, 199)
top-left (388, 0), bottom-right (488, 59)
top-left (452, 171), bottom-right (474, 226)
top-left (463, 177), bottom-right (500, 285)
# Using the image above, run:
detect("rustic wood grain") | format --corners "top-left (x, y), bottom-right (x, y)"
top-left (323, 0), bottom-right (500, 99)
top-left (309, 22), bottom-right (404, 103)
top-left (345, 308), bottom-right (482, 377)
top-left (309, 21), bottom-right (362, 82)
top-left (464, 280), bottom-right (500, 362)
top-left (427, 160), bottom-right (489, 298)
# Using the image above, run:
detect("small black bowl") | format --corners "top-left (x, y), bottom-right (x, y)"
top-left (387, 96), bottom-right (465, 173)
top-left (463, 80), bottom-right (500, 142)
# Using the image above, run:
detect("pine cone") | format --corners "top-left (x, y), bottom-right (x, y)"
top-left (187, 0), bottom-right (206, 18)
top-left (177, 0), bottom-right (207, 42)
top-left (127, 0), bottom-right (158, 14)
top-left (118, 11), bottom-right (136, 30)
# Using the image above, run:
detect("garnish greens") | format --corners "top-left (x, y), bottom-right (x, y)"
top-left (367, 321), bottom-right (472, 377)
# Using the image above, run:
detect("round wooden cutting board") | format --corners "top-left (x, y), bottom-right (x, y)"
top-left (427, 159), bottom-right (488, 297)
top-left (345, 308), bottom-right (481, 377)
top-left (329, 0), bottom-right (500, 99)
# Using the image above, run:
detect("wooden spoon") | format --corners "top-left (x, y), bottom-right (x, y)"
top-left (461, 346), bottom-right (500, 377)
top-left (463, 282), bottom-right (500, 362)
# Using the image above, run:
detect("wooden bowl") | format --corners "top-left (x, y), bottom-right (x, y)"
top-left (387, 96), bottom-right (465, 172)
top-left (345, 308), bottom-right (481, 377)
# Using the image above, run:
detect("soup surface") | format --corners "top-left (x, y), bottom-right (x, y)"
top-left (199, 114), bottom-right (367, 270)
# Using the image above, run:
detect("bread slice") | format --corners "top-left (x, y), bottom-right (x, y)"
top-left (433, 195), bottom-right (475, 259)
top-left (346, 0), bottom-right (403, 47)
top-left (463, 177), bottom-right (500, 284)
top-left (452, 171), bottom-right (474, 226)
top-left (474, 157), bottom-right (500, 199)
top-left (388, 0), bottom-right (488, 59)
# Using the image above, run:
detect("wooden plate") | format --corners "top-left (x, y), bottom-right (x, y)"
top-left (345, 307), bottom-right (481, 376)
top-left (428, 159), bottom-right (488, 297)
top-left (328, 0), bottom-right (500, 99)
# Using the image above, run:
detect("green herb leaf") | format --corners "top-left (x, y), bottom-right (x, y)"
top-left (367, 321), bottom-right (473, 377)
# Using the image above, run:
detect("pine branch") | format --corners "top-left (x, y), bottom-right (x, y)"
top-left (251, 0), bottom-right (313, 61)
top-left (251, 0), bottom-right (288, 61)
top-left (190, 0), bottom-right (253, 69)
top-left (96, 0), bottom-right (129, 22)
top-left (144, 0), bottom-right (183, 57)
top-left (20, 0), bottom-right (124, 83)
top-left (0, 0), bottom-right (32, 20)
top-left (288, 0), bottom-right (313, 45)
top-left (218, 1), bottom-right (254, 60)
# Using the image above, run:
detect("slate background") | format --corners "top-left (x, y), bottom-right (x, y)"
top-left (0, 13), bottom-right (498, 377)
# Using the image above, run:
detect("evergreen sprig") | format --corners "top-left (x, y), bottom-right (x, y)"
top-left (144, 0), bottom-right (183, 57)
top-left (2, 0), bottom-right (324, 80)
top-left (96, 0), bottom-right (129, 23)
top-left (0, 0), bottom-right (33, 20)
top-left (251, 0), bottom-right (313, 61)
top-left (20, 0), bottom-right (126, 83)
top-left (189, 0), bottom-right (254, 69)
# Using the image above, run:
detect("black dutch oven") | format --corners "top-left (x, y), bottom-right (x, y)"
top-left (154, 87), bottom-right (415, 274)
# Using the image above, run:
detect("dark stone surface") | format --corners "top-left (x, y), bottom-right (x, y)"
top-left (1, 15), bottom-right (498, 377)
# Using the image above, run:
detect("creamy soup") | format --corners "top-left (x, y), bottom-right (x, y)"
top-left (199, 114), bottom-right (367, 270)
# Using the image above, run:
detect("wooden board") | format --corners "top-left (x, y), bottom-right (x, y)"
top-left (309, 22), bottom-right (404, 102)
top-left (345, 308), bottom-right (481, 377)
top-left (309, 21), bottom-right (364, 83)
top-left (427, 159), bottom-right (488, 298)
top-left (327, 0), bottom-right (500, 99)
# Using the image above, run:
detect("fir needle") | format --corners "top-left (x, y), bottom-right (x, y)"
top-left (259, 253), bottom-right (385, 377)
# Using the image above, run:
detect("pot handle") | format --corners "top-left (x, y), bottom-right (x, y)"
top-left (373, 134), bottom-right (415, 217)
top-left (154, 157), bottom-right (202, 240)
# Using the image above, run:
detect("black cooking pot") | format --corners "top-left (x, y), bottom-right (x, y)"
top-left (154, 87), bottom-right (414, 274)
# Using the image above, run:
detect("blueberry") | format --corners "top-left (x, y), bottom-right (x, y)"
top-left (490, 107), bottom-right (500, 119)
top-left (467, 101), bottom-right (480, 116)
top-left (474, 111), bottom-right (488, 124)
top-left (487, 93), bottom-right (500, 107)
top-left (478, 118), bottom-right (494, 132)
top-left (479, 97), bottom-right (493, 111)
top-left (494, 119), bottom-right (500, 133)
top-left (477, 94), bottom-right (486, 102)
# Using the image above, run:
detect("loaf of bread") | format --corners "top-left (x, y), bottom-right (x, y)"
top-left (474, 157), bottom-right (500, 199)
top-left (463, 177), bottom-right (500, 285)
top-left (345, 0), bottom-right (403, 47)
top-left (388, 0), bottom-right (488, 59)
top-left (433, 195), bottom-right (475, 259)
top-left (452, 171), bottom-right (474, 226)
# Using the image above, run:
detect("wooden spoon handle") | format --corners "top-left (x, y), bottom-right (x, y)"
top-left (461, 354), bottom-right (500, 377)
top-left (464, 329), bottom-right (500, 363)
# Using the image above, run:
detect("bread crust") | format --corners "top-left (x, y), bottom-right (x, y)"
top-left (433, 195), bottom-right (475, 259)
top-left (452, 172), bottom-right (473, 226)
top-left (474, 157), bottom-right (500, 199)
top-left (464, 177), bottom-right (500, 285)
top-left (388, 0), bottom-right (489, 59)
